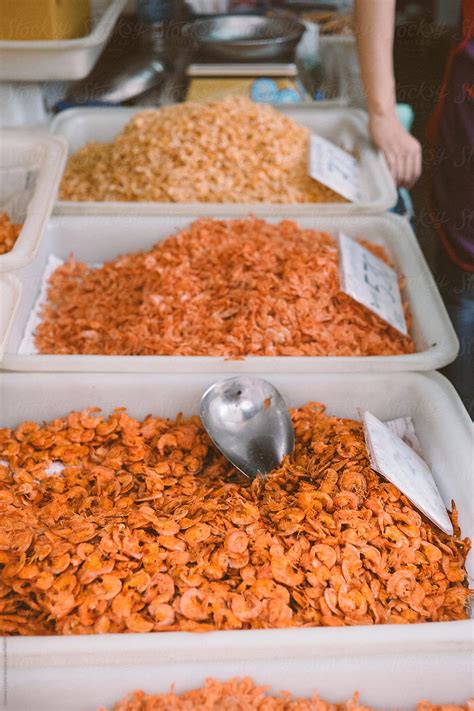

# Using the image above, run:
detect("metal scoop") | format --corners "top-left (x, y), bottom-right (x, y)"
top-left (200, 376), bottom-right (295, 480)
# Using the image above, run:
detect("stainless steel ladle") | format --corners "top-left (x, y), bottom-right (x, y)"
top-left (200, 376), bottom-right (295, 480)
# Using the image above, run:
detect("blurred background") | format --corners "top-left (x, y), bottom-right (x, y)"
top-left (0, 0), bottom-right (464, 272)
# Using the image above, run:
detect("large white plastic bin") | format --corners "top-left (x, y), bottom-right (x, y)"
top-left (51, 105), bottom-right (397, 215)
top-left (0, 130), bottom-right (67, 273)
top-left (0, 274), bottom-right (21, 358)
top-left (0, 0), bottom-right (126, 82)
top-left (0, 212), bottom-right (458, 372)
top-left (0, 370), bottom-right (472, 711)
top-left (3, 636), bottom-right (474, 711)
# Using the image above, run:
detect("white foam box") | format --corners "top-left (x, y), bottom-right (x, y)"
top-left (0, 370), bottom-right (472, 711)
top-left (0, 0), bottom-right (126, 82)
top-left (0, 130), bottom-right (66, 273)
top-left (0, 212), bottom-right (458, 373)
top-left (51, 105), bottom-right (397, 215)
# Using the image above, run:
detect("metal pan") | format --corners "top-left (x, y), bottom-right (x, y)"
top-left (183, 15), bottom-right (305, 62)
top-left (64, 51), bottom-right (165, 106)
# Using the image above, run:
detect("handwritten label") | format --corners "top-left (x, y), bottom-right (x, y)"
top-left (309, 134), bottom-right (361, 203)
top-left (338, 232), bottom-right (407, 335)
top-left (363, 411), bottom-right (453, 535)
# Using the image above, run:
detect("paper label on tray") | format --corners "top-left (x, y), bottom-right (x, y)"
top-left (308, 134), bottom-right (361, 202)
top-left (384, 416), bottom-right (423, 459)
top-left (363, 411), bottom-right (453, 535)
top-left (338, 232), bottom-right (407, 335)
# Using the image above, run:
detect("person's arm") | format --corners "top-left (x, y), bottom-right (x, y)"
top-left (354, 0), bottom-right (422, 188)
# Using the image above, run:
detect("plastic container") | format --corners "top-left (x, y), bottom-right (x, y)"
top-left (51, 105), bottom-right (397, 215)
top-left (0, 0), bottom-right (126, 82)
top-left (0, 273), bottom-right (21, 358)
top-left (316, 32), bottom-right (355, 101)
top-left (303, 65), bottom-right (350, 108)
top-left (0, 129), bottom-right (67, 273)
top-left (0, 370), bottom-right (472, 711)
top-left (318, 34), bottom-right (366, 108)
top-left (0, 212), bottom-right (458, 372)
top-left (4, 638), bottom-right (474, 711)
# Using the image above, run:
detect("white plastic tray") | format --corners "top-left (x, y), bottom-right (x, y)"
top-left (0, 274), bottom-right (21, 358)
top-left (51, 105), bottom-right (397, 215)
top-left (4, 638), bottom-right (474, 711)
top-left (0, 130), bottom-right (67, 273)
top-left (0, 213), bottom-right (458, 372)
top-left (0, 370), bottom-right (472, 711)
top-left (0, 0), bottom-right (126, 82)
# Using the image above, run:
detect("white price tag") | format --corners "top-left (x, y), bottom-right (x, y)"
top-left (308, 134), bottom-right (361, 203)
top-left (385, 416), bottom-right (423, 459)
top-left (363, 411), bottom-right (453, 535)
top-left (338, 232), bottom-right (407, 335)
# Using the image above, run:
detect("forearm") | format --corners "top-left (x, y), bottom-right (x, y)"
top-left (354, 0), bottom-right (397, 117)
top-left (353, 0), bottom-right (421, 187)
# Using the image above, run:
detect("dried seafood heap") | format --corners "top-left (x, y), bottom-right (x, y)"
top-left (0, 212), bottom-right (22, 255)
top-left (0, 403), bottom-right (469, 636)
top-left (34, 218), bottom-right (414, 357)
top-left (103, 678), bottom-right (473, 711)
top-left (59, 97), bottom-right (345, 204)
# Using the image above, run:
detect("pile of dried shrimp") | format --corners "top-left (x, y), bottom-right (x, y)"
top-left (103, 677), bottom-right (473, 711)
top-left (0, 212), bottom-right (21, 255)
top-left (59, 97), bottom-right (345, 204)
top-left (35, 218), bottom-right (414, 357)
top-left (0, 403), bottom-right (469, 636)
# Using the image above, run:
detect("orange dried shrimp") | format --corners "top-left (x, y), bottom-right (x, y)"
top-left (0, 403), bottom-right (469, 637)
top-left (34, 218), bottom-right (414, 357)
top-left (0, 212), bottom-right (21, 255)
top-left (59, 97), bottom-right (344, 204)
top-left (101, 679), bottom-right (473, 711)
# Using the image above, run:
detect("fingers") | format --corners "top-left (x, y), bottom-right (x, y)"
top-left (412, 142), bottom-right (423, 185)
top-left (396, 151), bottom-right (407, 187)
top-left (384, 149), bottom-right (399, 184)
top-left (391, 151), bottom-right (406, 187)
top-left (398, 152), bottom-right (413, 188)
top-left (399, 144), bottom-right (422, 189)
top-left (382, 144), bottom-right (408, 186)
top-left (403, 154), bottom-right (417, 189)
top-left (369, 115), bottom-right (422, 188)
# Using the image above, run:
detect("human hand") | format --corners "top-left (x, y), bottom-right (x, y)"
top-left (369, 111), bottom-right (422, 189)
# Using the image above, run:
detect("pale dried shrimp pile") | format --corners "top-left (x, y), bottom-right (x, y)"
top-left (103, 677), bottom-right (474, 711)
top-left (59, 97), bottom-right (345, 204)
top-left (0, 403), bottom-right (469, 636)
top-left (34, 218), bottom-right (414, 357)
top-left (0, 212), bottom-right (22, 255)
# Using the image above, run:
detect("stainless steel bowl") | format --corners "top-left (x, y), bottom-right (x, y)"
top-left (183, 15), bottom-right (305, 62)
